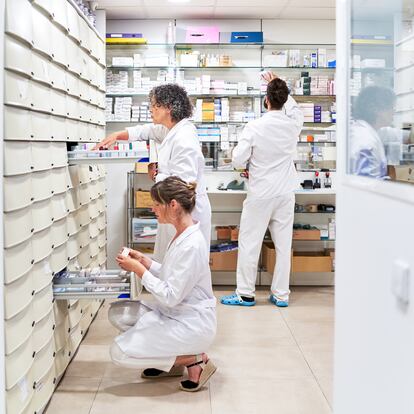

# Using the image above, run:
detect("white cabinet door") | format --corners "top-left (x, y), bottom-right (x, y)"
top-left (31, 170), bottom-right (52, 202)
top-left (31, 199), bottom-right (53, 233)
top-left (5, 35), bottom-right (32, 77)
top-left (4, 174), bottom-right (32, 212)
top-left (5, 0), bottom-right (33, 46)
top-left (4, 141), bottom-right (32, 176)
top-left (4, 239), bottom-right (33, 284)
top-left (31, 142), bottom-right (52, 171)
top-left (66, 1), bottom-right (80, 42)
top-left (4, 208), bottom-right (33, 248)
top-left (5, 70), bottom-right (31, 109)
top-left (31, 6), bottom-right (52, 58)
top-left (31, 111), bottom-right (52, 141)
top-left (4, 106), bottom-right (32, 140)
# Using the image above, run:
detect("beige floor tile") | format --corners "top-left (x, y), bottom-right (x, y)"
top-left (103, 362), bottom-right (142, 380)
top-left (90, 378), bottom-right (211, 414)
top-left (82, 319), bottom-right (119, 345)
top-left (300, 344), bottom-right (334, 378)
top-left (45, 377), bottom-right (101, 414)
top-left (317, 376), bottom-right (334, 409)
top-left (281, 305), bottom-right (335, 323)
top-left (286, 321), bottom-right (335, 346)
top-left (210, 376), bottom-right (332, 414)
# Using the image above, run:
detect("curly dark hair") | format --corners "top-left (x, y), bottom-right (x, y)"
top-left (149, 84), bottom-right (193, 122)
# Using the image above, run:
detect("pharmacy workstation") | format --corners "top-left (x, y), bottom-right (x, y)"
top-left (2, 0), bottom-right (413, 413)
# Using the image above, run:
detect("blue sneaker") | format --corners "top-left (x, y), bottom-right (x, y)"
top-left (221, 292), bottom-right (256, 307)
top-left (269, 294), bottom-right (289, 307)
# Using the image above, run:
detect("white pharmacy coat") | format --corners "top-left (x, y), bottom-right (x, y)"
top-left (127, 119), bottom-right (212, 259)
top-left (232, 95), bottom-right (303, 199)
top-left (115, 222), bottom-right (217, 364)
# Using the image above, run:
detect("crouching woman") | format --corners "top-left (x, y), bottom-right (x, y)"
top-left (110, 176), bottom-right (217, 392)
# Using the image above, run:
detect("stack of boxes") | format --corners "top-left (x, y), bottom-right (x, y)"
top-left (111, 57), bottom-right (134, 67)
top-left (131, 102), bottom-right (151, 123)
top-left (299, 103), bottom-right (315, 123)
top-left (202, 100), bottom-right (215, 122)
top-left (106, 71), bottom-right (129, 93)
top-left (314, 105), bottom-right (322, 123)
top-left (105, 98), bottom-right (114, 121)
top-left (114, 97), bottom-right (132, 121)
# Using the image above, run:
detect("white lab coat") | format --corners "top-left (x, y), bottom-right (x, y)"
top-left (350, 120), bottom-right (388, 178)
top-left (113, 222), bottom-right (217, 371)
top-left (127, 120), bottom-right (212, 260)
top-left (232, 96), bottom-right (303, 300)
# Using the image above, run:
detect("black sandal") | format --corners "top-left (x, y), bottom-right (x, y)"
top-left (180, 354), bottom-right (217, 392)
top-left (141, 365), bottom-right (184, 379)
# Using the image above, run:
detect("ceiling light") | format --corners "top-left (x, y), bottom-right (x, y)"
top-left (168, 0), bottom-right (191, 3)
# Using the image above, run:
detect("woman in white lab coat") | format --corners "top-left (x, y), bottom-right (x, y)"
top-left (97, 84), bottom-right (211, 260)
top-left (110, 176), bottom-right (217, 392)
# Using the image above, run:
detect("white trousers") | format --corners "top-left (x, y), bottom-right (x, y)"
top-left (153, 193), bottom-right (212, 261)
top-left (236, 192), bottom-right (295, 301)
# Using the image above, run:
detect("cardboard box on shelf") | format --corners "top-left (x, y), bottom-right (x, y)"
top-left (292, 229), bottom-right (321, 240)
top-left (230, 226), bottom-right (239, 241)
top-left (135, 191), bottom-right (153, 208)
top-left (135, 162), bottom-right (149, 174)
top-left (209, 249), bottom-right (238, 271)
top-left (216, 226), bottom-right (231, 240)
top-left (291, 251), bottom-right (332, 272)
top-left (262, 242), bottom-right (276, 273)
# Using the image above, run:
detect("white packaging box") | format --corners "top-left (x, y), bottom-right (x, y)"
top-left (361, 58), bottom-right (386, 68)
top-left (317, 49), bottom-right (327, 67)
top-left (145, 54), bottom-right (169, 66)
top-left (202, 75), bottom-right (211, 88)
top-left (133, 54), bottom-right (143, 67)
top-left (180, 54), bottom-right (199, 67)
top-left (289, 49), bottom-right (301, 67)
top-left (263, 50), bottom-right (288, 67)
top-left (237, 82), bottom-right (248, 94)
top-left (112, 57), bottom-right (134, 67)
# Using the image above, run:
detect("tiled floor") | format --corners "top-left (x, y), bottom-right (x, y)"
top-left (45, 287), bottom-right (334, 414)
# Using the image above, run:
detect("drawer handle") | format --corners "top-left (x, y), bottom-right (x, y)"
top-left (31, 197), bottom-right (34, 202)
top-left (68, 351), bottom-right (72, 357)
top-left (33, 382), bottom-right (36, 390)
top-left (32, 351), bottom-right (36, 358)
top-left (51, 191), bottom-right (55, 194)
top-left (31, 71), bottom-right (34, 76)
top-left (31, 290), bottom-right (35, 296)
top-left (51, 136), bottom-right (54, 139)
top-left (67, 257), bottom-right (70, 261)
top-left (31, 259), bottom-right (35, 265)
top-left (51, 217), bottom-right (54, 221)
top-left (31, 228), bottom-right (34, 233)
top-left (51, 163), bottom-right (54, 167)
top-left (67, 233), bottom-right (70, 237)
top-left (66, 209), bottom-right (70, 213)
top-left (53, 377), bottom-right (57, 385)
top-left (30, 166), bottom-right (34, 170)
top-left (32, 321), bottom-right (35, 327)
top-left (30, 103), bottom-right (34, 107)
top-left (53, 352), bottom-right (56, 358)
top-left (51, 244), bottom-right (55, 249)
top-left (30, 134), bottom-right (34, 138)
top-left (68, 327), bottom-right (71, 333)
top-left (52, 298), bottom-right (56, 303)
top-left (52, 324), bottom-right (56, 330)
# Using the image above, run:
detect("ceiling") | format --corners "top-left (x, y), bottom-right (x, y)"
top-left (96, 0), bottom-right (335, 20)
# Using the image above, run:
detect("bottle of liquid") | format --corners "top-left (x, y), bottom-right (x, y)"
top-left (313, 171), bottom-right (321, 189)
top-left (328, 218), bottom-right (336, 240)
top-left (324, 171), bottom-right (332, 188)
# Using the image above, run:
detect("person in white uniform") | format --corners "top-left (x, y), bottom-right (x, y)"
top-left (110, 176), bottom-right (217, 392)
top-left (221, 73), bottom-right (303, 308)
top-left (96, 84), bottom-right (212, 260)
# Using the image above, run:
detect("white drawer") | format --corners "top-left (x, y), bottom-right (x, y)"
top-left (89, 219), bottom-right (100, 240)
top-left (88, 85), bottom-right (98, 106)
top-left (97, 125), bottom-right (106, 142)
top-left (79, 100), bottom-right (90, 122)
top-left (5, 35), bottom-right (32, 77)
top-left (50, 142), bottom-right (68, 167)
top-left (32, 365), bottom-right (55, 414)
top-left (4, 300), bottom-right (34, 355)
top-left (4, 207), bottom-right (33, 248)
top-left (66, 71), bottom-right (80, 98)
top-left (89, 238), bottom-right (100, 258)
top-left (66, 94), bottom-right (80, 120)
top-left (78, 120), bottom-right (89, 141)
top-left (50, 89), bottom-right (67, 117)
top-left (51, 167), bottom-right (69, 195)
top-left (32, 336), bottom-right (55, 384)
top-left (51, 0), bottom-right (68, 31)
top-left (31, 52), bottom-right (52, 86)
top-left (77, 247), bottom-right (92, 268)
top-left (97, 248), bottom-right (107, 266)
top-left (78, 17), bottom-right (91, 54)
top-left (53, 300), bottom-right (68, 325)
top-left (88, 199), bottom-right (99, 220)
top-left (50, 115), bottom-right (67, 141)
top-left (31, 6), bottom-right (52, 58)
top-left (51, 217), bottom-right (69, 248)
top-left (31, 141), bottom-right (52, 172)
top-left (76, 225), bottom-right (90, 248)
top-left (50, 243), bottom-right (68, 274)
top-left (80, 308), bottom-right (94, 334)
top-left (66, 190), bottom-right (77, 215)
top-left (4, 174), bottom-right (32, 212)
top-left (32, 227), bottom-right (53, 264)
top-left (32, 257), bottom-right (53, 293)
top-left (31, 169), bottom-right (53, 202)
top-left (4, 271), bottom-right (34, 320)
top-left (33, 286), bottom-right (53, 323)
top-left (4, 106), bottom-right (32, 140)
top-left (79, 80), bottom-right (90, 103)
top-left (89, 165), bottom-right (100, 182)
top-left (67, 213), bottom-right (79, 237)
top-left (33, 310), bottom-right (55, 353)
top-left (78, 184), bottom-right (92, 206)
top-left (89, 180), bottom-right (100, 200)
top-left (54, 345), bottom-right (70, 378)
top-left (66, 1), bottom-right (80, 42)
top-left (51, 193), bottom-right (69, 221)
top-left (97, 231), bottom-right (106, 248)
top-left (32, 0), bottom-right (53, 16)
top-left (48, 63), bottom-right (67, 93)
top-left (79, 49), bottom-right (91, 83)
top-left (90, 32), bottom-right (103, 63)
top-left (31, 81), bottom-right (52, 113)
top-left (5, 70), bottom-right (31, 109)
top-left (67, 234), bottom-right (81, 260)
top-left (50, 23), bottom-right (67, 67)
top-left (68, 165), bottom-right (81, 186)
top-left (68, 303), bottom-right (83, 328)
top-left (66, 37), bottom-right (82, 76)
top-left (5, 0), bottom-right (33, 46)
top-left (5, 336), bottom-right (35, 390)
top-left (4, 239), bottom-right (33, 284)
top-left (78, 203), bottom-right (92, 227)
top-left (54, 317), bottom-right (70, 352)
top-left (97, 212), bottom-right (106, 231)
top-left (31, 110), bottom-right (52, 141)
top-left (6, 367), bottom-right (35, 414)
top-left (32, 198), bottom-right (53, 233)
top-left (65, 118), bottom-right (79, 141)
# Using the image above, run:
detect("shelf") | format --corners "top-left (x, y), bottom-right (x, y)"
top-left (303, 122), bottom-right (335, 127)
top-left (108, 65), bottom-right (336, 71)
top-left (68, 152), bottom-right (148, 164)
top-left (295, 189), bottom-right (336, 194)
top-left (294, 211), bottom-right (335, 214)
top-left (106, 93), bottom-right (263, 98)
top-left (297, 141), bottom-right (336, 146)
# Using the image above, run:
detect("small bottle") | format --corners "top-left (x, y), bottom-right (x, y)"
top-left (324, 171), bottom-right (332, 188)
top-left (313, 171), bottom-right (321, 189)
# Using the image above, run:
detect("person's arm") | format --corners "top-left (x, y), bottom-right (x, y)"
top-left (141, 246), bottom-right (201, 308)
top-left (93, 130), bottom-right (128, 150)
top-left (232, 124), bottom-right (254, 169)
top-left (283, 95), bottom-right (304, 134)
top-left (155, 138), bottom-right (199, 183)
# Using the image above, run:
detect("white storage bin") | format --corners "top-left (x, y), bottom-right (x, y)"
top-left (66, 191), bottom-right (77, 215)
top-left (4, 174), bottom-right (32, 212)
top-left (65, 118), bottom-right (79, 141)
top-left (54, 317), bottom-right (70, 352)
top-left (78, 17), bottom-right (91, 53)
top-left (51, 0), bottom-right (68, 31)
top-left (31, 6), bottom-right (52, 58)
top-left (6, 366), bottom-right (35, 414)
top-left (78, 184), bottom-right (92, 206)
top-left (5, 70), bottom-right (31, 109)
top-left (33, 285), bottom-right (53, 323)
top-left (78, 121), bottom-right (89, 141)
top-left (50, 115), bottom-right (68, 141)
top-left (51, 167), bottom-right (69, 195)
top-left (97, 212), bottom-right (106, 231)
top-left (4, 207), bottom-right (33, 249)
top-left (77, 247), bottom-right (91, 268)
top-left (51, 89), bottom-right (67, 117)
top-left (97, 230), bottom-right (106, 248)
top-left (31, 111), bottom-right (52, 141)
top-left (31, 198), bottom-right (53, 233)
top-left (76, 225), bottom-right (90, 248)
top-left (66, 94), bottom-right (80, 119)
top-left (88, 199), bottom-right (99, 220)
top-left (50, 242), bottom-right (68, 273)
top-left (79, 48), bottom-right (91, 82)
top-left (66, 71), bottom-right (80, 98)
top-left (66, 212), bottom-right (79, 237)
top-left (79, 100), bottom-right (91, 122)
top-left (32, 257), bottom-right (53, 293)
top-left (51, 217), bottom-right (69, 248)
top-left (31, 141), bottom-right (52, 172)
top-left (50, 142), bottom-right (68, 167)
top-left (50, 23), bottom-right (68, 67)
top-left (54, 346), bottom-right (70, 379)
top-left (33, 310), bottom-right (55, 353)
top-left (32, 336), bottom-right (55, 382)
top-left (5, 35), bottom-right (32, 77)
top-left (66, 37), bottom-right (82, 75)
top-left (5, 0), bottom-right (33, 46)
top-left (79, 80), bottom-right (90, 103)
top-left (32, 365), bottom-right (55, 414)
top-left (4, 239), bottom-right (33, 284)
top-left (68, 304), bottom-right (83, 329)
top-left (31, 169), bottom-right (53, 202)
top-left (48, 63), bottom-right (67, 93)
top-left (4, 271), bottom-right (34, 321)
top-left (67, 234), bottom-right (81, 260)
top-left (51, 193), bottom-right (69, 221)
top-left (31, 52), bottom-right (52, 86)
top-left (89, 238), bottom-right (99, 258)
top-left (32, 227), bottom-right (53, 264)
top-left (97, 247), bottom-right (107, 266)
top-left (4, 106), bottom-right (32, 140)
top-left (31, 81), bottom-right (52, 113)
top-left (66, 1), bottom-right (80, 42)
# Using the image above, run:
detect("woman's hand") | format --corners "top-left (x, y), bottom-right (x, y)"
top-left (92, 130), bottom-right (129, 150)
top-left (148, 162), bottom-right (158, 181)
top-left (116, 254), bottom-right (147, 278)
top-left (261, 71), bottom-right (278, 84)
top-left (128, 248), bottom-right (152, 269)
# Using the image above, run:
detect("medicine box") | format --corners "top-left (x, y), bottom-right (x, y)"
top-left (291, 251), bottom-right (332, 272)
top-left (230, 32), bottom-right (263, 43)
top-left (209, 249), bottom-right (238, 271)
top-left (185, 26), bottom-right (219, 43)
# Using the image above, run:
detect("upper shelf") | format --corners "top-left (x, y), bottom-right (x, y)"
top-left (108, 65), bottom-right (336, 71)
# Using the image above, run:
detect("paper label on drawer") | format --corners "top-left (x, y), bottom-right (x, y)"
top-left (43, 260), bottom-right (52, 274)
top-left (18, 377), bottom-right (29, 402)
top-left (61, 198), bottom-right (67, 213)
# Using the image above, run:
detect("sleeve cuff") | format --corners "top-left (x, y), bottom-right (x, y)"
top-left (141, 270), bottom-right (156, 289)
top-left (149, 260), bottom-right (162, 274)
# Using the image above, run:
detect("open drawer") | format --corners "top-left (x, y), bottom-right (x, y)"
top-left (52, 269), bottom-right (140, 300)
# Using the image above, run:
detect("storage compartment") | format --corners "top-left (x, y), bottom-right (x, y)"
top-left (262, 242), bottom-right (276, 273)
top-left (135, 190), bottom-right (153, 208)
top-left (292, 229), bottom-right (321, 240)
top-left (209, 248), bottom-right (238, 271)
top-left (291, 251), bottom-right (333, 273)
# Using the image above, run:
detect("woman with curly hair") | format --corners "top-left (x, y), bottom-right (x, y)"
top-left (97, 84), bottom-right (211, 260)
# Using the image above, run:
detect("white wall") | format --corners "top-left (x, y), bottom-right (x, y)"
top-left (104, 18), bottom-right (335, 268)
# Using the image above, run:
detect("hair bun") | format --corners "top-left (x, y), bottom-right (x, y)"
top-left (186, 182), bottom-right (197, 192)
